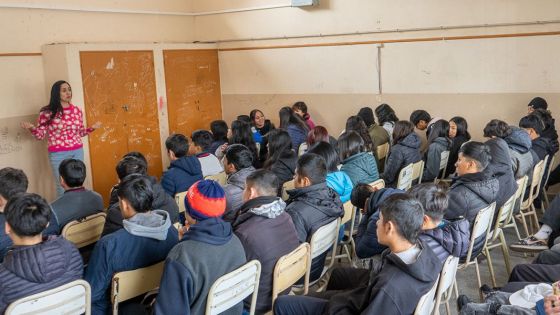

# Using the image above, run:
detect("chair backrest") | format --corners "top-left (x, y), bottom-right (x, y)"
top-left (490, 192), bottom-right (516, 241)
top-left (206, 260), bottom-right (261, 315)
top-left (272, 243), bottom-right (311, 302)
top-left (205, 172), bottom-right (228, 186)
top-left (396, 163), bottom-right (414, 191)
top-left (5, 280), bottom-right (91, 315)
top-left (377, 142), bottom-right (390, 160)
top-left (411, 160), bottom-right (424, 183)
top-left (369, 179), bottom-right (385, 190)
top-left (175, 191), bottom-right (188, 214)
top-left (515, 175), bottom-right (528, 208)
top-left (281, 179), bottom-right (295, 201)
top-left (111, 261), bottom-right (165, 314)
top-left (435, 150), bottom-right (450, 182)
top-left (464, 203), bottom-right (496, 263)
top-left (433, 256), bottom-right (460, 311)
top-left (298, 143), bottom-right (308, 157)
top-left (414, 275), bottom-right (440, 315)
top-left (309, 218), bottom-right (340, 260)
top-left (523, 159), bottom-right (545, 208)
top-left (61, 212), bottom-right (107, 248)
top-left (341, 201), bottom-right (355, 225)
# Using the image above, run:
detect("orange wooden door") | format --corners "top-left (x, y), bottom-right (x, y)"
top-left (163, 50), bottom-right (222, 136)
top-left (81, 51), bottom-right (163, 204)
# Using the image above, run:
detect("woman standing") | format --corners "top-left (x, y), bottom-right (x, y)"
top-left (21, 80), bottom-right (101, 196)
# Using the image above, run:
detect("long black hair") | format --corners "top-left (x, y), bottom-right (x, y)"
top-left (346, 116), bottom-right (374, 153)
top-left (279, 106), bottom-right (308, 132)
top-left (230, 120), bottom-right (259, 165)
top-left (307, 141), bottom-right (340, 172)
top-left (41, 80), bottom-right (69, 124)
top-left (263, 129), bottom-right (295, 169)
top-left (427, 120), bottom-right (452, 146)
top-left (450, 116), bottom-right (471, 140)
top-left (375, 103), bottom-right (399, 126)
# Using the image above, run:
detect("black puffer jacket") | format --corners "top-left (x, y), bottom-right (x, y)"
top-left (532, 137), bottom-right (555, 162)
top-left (0, 236), bottom-right (83, 313)
top-left (267, 151), bottom-right (297, 185)
top-left (504, 127), bottom-right (534, 180)
top-left (422, 137), bottom-right (451, 182)
top-left (382, 133), bottom-right (422, 187)
top-left (541, 120), bottom-right (559, 154)
top-left (419, 219), bottom-right (470, 263)
top-left (484, 137), bottom-right (517, 210)
top-left (445, 172), bottom-right (499, 226)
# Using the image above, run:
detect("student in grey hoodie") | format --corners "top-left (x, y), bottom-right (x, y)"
top-left (422, 119), bottom-right (452, 182)
top-left (85, 175), bottom-right (178, 315)
top-left (223, 144), bottom-right (256, 221)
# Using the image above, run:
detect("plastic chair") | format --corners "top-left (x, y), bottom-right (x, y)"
top-left (334, 201), bottom-right (357, 263)
top-left (376, 142), bottom-right (390, 161)
top-left (281, 179), bottom-right (295, 201)
top-left (434, 151), bottom-right (450, 183)
top-left (205, 172), bottom-right (228, 186)
top-left (518, 158), bottom-right (546, 236)
top-left (396, 163), bottom-right (414, 191)
top-left (309, 218), bottom-right (341, 291)
top-left (61, 212), bottom-right (107, 249)
top-left (5, 279), bottom-right (91, 315)
top-left (502, 176), bottom-right (527, 242)
top-left (111, 261), bottom-right (165, 315)
top-left (433, 256), bottom-right (460, 315)
top-left (206, 260), bottom-right (261, 315)
top-left (174, 191), bottom-right (188, 214)
top-left (411, 160), bottom-right (424, 184)
top-left (368, 179), bottom-right (385, 190)
top-left (413, 275), bottom-right (440, 315)
top-left (454, 203), bottom-right (496, 299)
top-left (298, 143), bottom-right (308, 156)
top-left (271, 243), bottom-right (311, 305)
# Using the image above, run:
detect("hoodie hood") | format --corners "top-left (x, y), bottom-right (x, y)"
top-left (326, 171), bottom-right (354, 203)
top-left (227, 166), bottom-right (256, 189)
top-left (504, 127), bottom-right (532, 153)
top-left (399, 132), bottom-right (422, 149)
top-left (432, 136), bottom-right (451, 148)
top-left (452, 172), bottom-right (499, 204)
top-left (383, 241), bottom-right (441, 284)
top-left (123, 209), bottom-right (171, 241)
top-left (367, 188), bottom-right (404, 215)
top-left (169, 156), bottom-right (202, 176)
top-left (3, 236), bottom-right (78, 283)
top-left (533, 137), bottom-right (553, 155)
top-left (181, 217), bottom-right (233, 245)
top-left (232, 196), bottom-right (286, 228)
top-left (287, 182), bottom-right (344, 218)
top-left (420, 219), bottom-right (470, 259)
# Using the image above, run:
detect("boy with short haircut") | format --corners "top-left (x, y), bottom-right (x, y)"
top-left (0, 193), bottom-right (83, 313)
top-left (86, 175), bottom-right (178, 315)
top-left (274, 194), bottom-right (442, 315)
top-left (162, 133), bottom-right (204, 197)
top-left (232, 170), bottom-right (300, 312)
top-left (155, 180), bottom-right (246, 315)
top-left (0, 167), bottom-right (28, 262)
top-left (223, 144), bottom-right (256, 221)
top-left (190, 129), bottom-right (223, 176)
top-left (520, 114), bottom-right (554, 162)
top-left (49, 159), bottom-right (103, 233)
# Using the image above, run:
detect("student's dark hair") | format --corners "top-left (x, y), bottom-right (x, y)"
top-left (379, 193), bottom-right (424, 244)
top-left (230, 120), bottom-right (258, 160)
top-left (459, 141), bottom-right (492, 171)
top-left (408, 183), bottom-right (448, 222)
top-left (117, 175), bottom-right (154, 213)
top-left (59, 159), bottom-right (86, 187)
top-left (530, 109), bottom-right (553, 132)
top-left (346, 116), bottom-right (374, 152)
top-left (296, 153), bottom-right (327, 185)
top-left (279, 106), bottom-right (308, 132)
top-left (392, 120), bottom-right (415, 145)
top-left (350, 183), bottom-right (375, 209)
top-left (249, 109), bottom-right (264, 124)
top-left (264, 129), bottom-right (293, 168)
top-left (191, 129), bottom-right (213, 152)
top-left (307, 141), bottom-right (340, 172)
top-left (237, 115), bottom-right (251, 124)
top-left (165, 133), bottom-right (189, 158)
top-left (40, 80), bottom-right (69, 124)
top-left (427, 120), bottom-right (451, 146)
top-left (450, 116), bottom-right (471, 140)
top-left (519, 115), bottom-right (544, 135)
top-left (292, 101), bottom-right (308, 114)
top-left (307, 126), bottom-right (330, 146)
top-left (210, 120), bottom-right (229, 142)
top-left (337, 131), bottom-right (364, 161)
top-left (116, 156), bottom-right (148, 180)
top-left (225, 144), bottom-right (254, 170)
top-left (246, 169), bottom-right (279, 196)
top-left (5, 193), bottom-right (51, 236)
top-left (528, 97), bottom-right (548, 110)
top-left (483, 119), bottom-right (512, 138)
top-left (410, 110), bottom-right (431, 126)
top-left (375, 103), bottom-right (399, 125)
top-left (123, 151), bottom-right (148, 166)
top-left (357, 107), bottom-right (375, 127)
top-left (0, 167), bottom-right (28, 200)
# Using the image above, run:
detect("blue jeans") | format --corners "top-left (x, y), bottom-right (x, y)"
top-left (48, 148), bottom-right (84, 196)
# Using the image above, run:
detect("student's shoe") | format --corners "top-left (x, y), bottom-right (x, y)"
top-left (479, 284), bottom-right (495, 300)
top-left (510, 236), bottom-right (549, 252)
top-left (456, 295), bottom-right (471, 312)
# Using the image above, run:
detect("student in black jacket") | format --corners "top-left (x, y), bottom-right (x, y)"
top-left (422, 119), bottom-right (452, 182)
top-left (274, 194), bottom-right (442, 315)
top-left (263, 129), bottom-right (297, 185)
top-left (382, 120), bottom-right (422, 187)
top-left (0, 167), bottom-right (28, 263)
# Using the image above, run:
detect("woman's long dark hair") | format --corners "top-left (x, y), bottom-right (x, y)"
top-left (346, 116), bottom-right (374, 153)
top-left (264, 129), bottom-right (294, 168)
top-left (375, 103), bottom-right (399, 125)
top-left (40, 80), bottom-right (69, 124)
top-left (307, 141), bottom-right (340, 173)
top-left (427, 120), bottom-right (452, 146)
top-left (279, 106), bottom-right (308, 132)
top-left (450, 116), bottom-right (471, 140)
top-left (392, 120), bottom-right (415, 145)
top-left (337, 131), bottom-right (365, 161)
top-left (230, 120), bottom-right (259, 163)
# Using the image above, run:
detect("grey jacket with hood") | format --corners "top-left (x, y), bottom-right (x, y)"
top-left (504, 127), bottom-right (534, 180)
top-left (223, 166), bottom-right (256, 221)
top-left (422, 137), bottom-right (451, 182)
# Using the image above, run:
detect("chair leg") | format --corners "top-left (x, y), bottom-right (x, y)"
top-left (453, 279), bottom-right (459, 300)
top-left (485, 247), bottom-right (496, 288)
top-left (499, 231), bottom-right (512, 274)
top-left (519, 212), bottom-right (530, 237)
top-left (475, 259), bottom-right (483, 301)
top-left (445, 300), bottom-right (451, 315)
top-left (511, 220), bottom-right (522, 241)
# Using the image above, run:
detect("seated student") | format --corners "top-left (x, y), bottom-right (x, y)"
top-left (292, 101), bottom-right (315, 130)
top-left (422, 119), bottom-right (452, 182)
top-left (232, 170), bottom-right (300, 313)
top-left (410, 109), bottom-right (431, 152)
top-left (0, 167), bottom-right (28, 262)
top-left (307, 142), bottom-right (353, 203)
top-left (219, 120), bottom-right (261, 168)
top-left (0, 193), bottom-right (83, 313)
top-left (209, 120), bottom-right (229, 155)
top-left (520, 114), bottom-right (554, 163)
top-left (86, 175), bottom-right (178, 315)
top-left (375, 103), bottom-right (399, 140)
top-left (155, 180), bottom-right (246, 315)
top-left (190, 129), bottom-right (223, 177)
top-left (346, 116), bottom-right (376, 156)
top-left (263, 129), bottom-right (298, 185)
top-left (306, 125), bottom-right (337, 149)
top-left (484, 120), bottom-right (518, 207)
top-left (338, 131), bottom-right (379, 186)
top-left (279, 106), bottom-right (309, 152)
top-left (531, 107), bottom-right (559, 154)
top-left (274, 194), bottom-right (442, 315)
top-left (237, 114), bottom-right (263, 145)
top-left (48, 159), bottom-right (103, 234)
top-left (501, 126), bottom-right (534, 180)
top-left (285, 153), bottom-right (344, 280)
top-left (103, 156), bottom-right (179, 236)
top-left (382, 120), bottom-right (422, 187)
top-left (446, 116), bottom-right (471, 177)
top-left (250, 109), bottom-right (275, 161)
top-left (223, 144), bottom-right (256, 221)
top-left (161, 133), bottom-right (203, 197)
top-left (445, 141), bottom-right (499, 226)
top-left (357, 107), bottom-right (390, 148)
